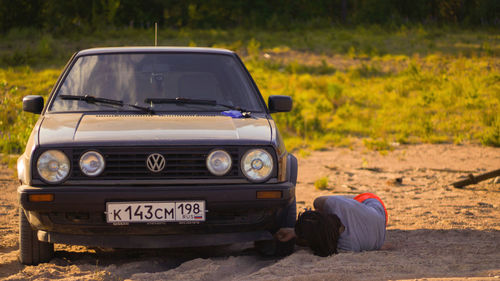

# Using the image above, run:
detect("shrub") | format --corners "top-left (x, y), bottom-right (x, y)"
top-left (314, 177), bottom-right (329, 190)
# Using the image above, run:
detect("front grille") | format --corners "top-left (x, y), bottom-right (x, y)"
top-left (70, 147), bottom-right (242, 180)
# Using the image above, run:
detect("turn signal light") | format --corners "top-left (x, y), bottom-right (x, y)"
top-left (28, 194), bottom-right (54, 202)
top-left (256, 191), bottom-right (282, 199)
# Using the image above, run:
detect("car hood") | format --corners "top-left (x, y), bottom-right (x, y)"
top-left (38, 113), bottom-right (272, 146)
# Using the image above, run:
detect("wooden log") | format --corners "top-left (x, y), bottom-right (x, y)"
top-left (452, 168), bottom-right (500, 188)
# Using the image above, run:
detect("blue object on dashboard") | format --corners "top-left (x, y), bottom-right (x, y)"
top-left (221, 110), bottom-right (243, 118)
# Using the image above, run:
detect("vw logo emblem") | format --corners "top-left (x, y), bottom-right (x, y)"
top-left (146, 153), bottom-right (166, 173)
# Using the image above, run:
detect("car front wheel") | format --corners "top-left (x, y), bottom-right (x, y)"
top-left (19, 208), bottom-right (54, 265)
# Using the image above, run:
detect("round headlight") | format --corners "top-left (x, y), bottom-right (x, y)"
top-left (241, 149), bottom-right (273, 182)
top-left (36, 150), bottom-right (70, 183)
top-left (79, 151), bottom-right (105, 176)
top-left (206, 150), bottom-right (232, 176)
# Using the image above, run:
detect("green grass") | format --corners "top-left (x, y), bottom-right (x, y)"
top-left (254, 53), bottom-right (500, 150)
top-left (0, 67), bottom-right (60, 153)
top-left (1, 25), bottom-right (498, 68)
top-left (314, 176), bottom-right (329, 190)
top-left (0, 26), bottom-right (499, 154)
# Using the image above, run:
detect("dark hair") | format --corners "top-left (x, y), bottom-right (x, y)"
top-left (294, 210), bottom-right (342, 257)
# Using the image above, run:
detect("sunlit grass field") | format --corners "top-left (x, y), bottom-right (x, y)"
top-left (1, 26), bottom-right (499, 154)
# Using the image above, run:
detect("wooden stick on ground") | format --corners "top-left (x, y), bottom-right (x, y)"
top-left (452, 168), bottom-right (500, 188)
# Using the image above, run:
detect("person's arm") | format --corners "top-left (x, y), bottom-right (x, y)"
top-left (274, 199), bottom-right (297, 242)
top-left (315, 196), bottom-right (346, 234)
top-left (313, 196), bottom-right (330, 212)
top-left (314, 195), bottom-right (356, 212)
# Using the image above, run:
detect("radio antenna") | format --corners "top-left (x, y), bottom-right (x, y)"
top-left (154, 22), bottom-right (158, 46)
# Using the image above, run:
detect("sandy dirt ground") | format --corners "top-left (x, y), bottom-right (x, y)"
top-left (0, 143), bottom-right (499, 281)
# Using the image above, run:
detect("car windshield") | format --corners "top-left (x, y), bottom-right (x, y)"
top-left (50, 52), bottom-right (264, 113)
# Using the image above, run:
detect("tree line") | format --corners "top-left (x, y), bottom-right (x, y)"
top-left (1, 0), bottom-right (498, 33)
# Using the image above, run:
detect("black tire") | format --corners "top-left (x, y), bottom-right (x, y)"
top-left (19, 208), bottom-right (54, 265)
top-left (254, 238), bottom-right (295, 257)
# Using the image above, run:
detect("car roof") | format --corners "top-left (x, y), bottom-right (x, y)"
top-left (77, 47), bottom-right (235, 56)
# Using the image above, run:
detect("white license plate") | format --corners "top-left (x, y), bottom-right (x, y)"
top-left (106, 201), bottom-right (205, 223)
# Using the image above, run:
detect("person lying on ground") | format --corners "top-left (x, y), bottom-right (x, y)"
top-left (275, 193), bottom-right (388, 257)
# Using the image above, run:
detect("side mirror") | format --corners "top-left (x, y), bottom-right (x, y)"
top-left (23, 95), bottom-right (44, 114)
top-left (268, 95), bottom-right (292, 113)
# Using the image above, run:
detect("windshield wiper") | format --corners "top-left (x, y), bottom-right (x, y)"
top-left (60, 95), bottom-right (155, 114)
top-left (144, 97), bottom-right (251, 117)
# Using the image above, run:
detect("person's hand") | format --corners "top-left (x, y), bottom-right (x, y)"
top-left (274, 227), bottom-right (296, 242)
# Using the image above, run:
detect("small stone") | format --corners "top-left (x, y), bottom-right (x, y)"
top-left (478, 202), bottom-right (493, 208)
top-left (494, 176), bottom-right (500, 184)
top-left (463, 211), bottom-right (474, 216)
top-left (324, 165), bottom-right (338, 171)
top-left (386, 177), bottom-right (403, 186)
